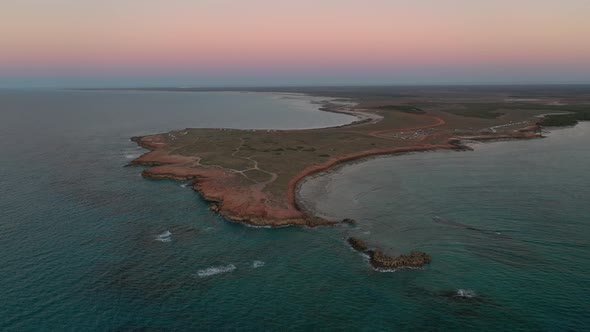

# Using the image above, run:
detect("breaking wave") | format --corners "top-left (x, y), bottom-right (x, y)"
top-left (252, 261), bottom-right (265, 268)
top-left (155, 230), bottom-right (172, 242)
top-left (195, 264), bottom-right (236, 277)
top-left (455, 289), bottom-right (477, 299)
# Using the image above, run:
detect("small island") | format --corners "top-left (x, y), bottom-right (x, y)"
top-left (129, 88), bottom-right (589, 228)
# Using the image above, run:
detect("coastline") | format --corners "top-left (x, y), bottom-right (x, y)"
top-left (293, 132), bottom-right (547, 221)
top-left (128, 92), bottom-right (368, 227)
top-left (129, 91), bottom-right (545, 227)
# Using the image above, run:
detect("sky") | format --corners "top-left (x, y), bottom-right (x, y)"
top-left (1, 0), bottom-right (589, 87)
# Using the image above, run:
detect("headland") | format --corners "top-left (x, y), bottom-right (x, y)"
top-left (128, 87), bottom-right (590, 228)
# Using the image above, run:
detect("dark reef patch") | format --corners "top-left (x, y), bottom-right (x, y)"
top-left (346, 237), bottom-right (431, 270)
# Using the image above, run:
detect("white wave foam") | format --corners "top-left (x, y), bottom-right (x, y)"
top-left (243, 223), bottom-right (291, 229)
top-left (242, 223), bottom-right (271, 229)
top-left (373, 266), bottom-right (423, 273)
top-left (125, 154), bottom-right (140, 159)
top-left (195, 264), bottom-right (236, 277)
top-left (252, 261), bottom-right (265, 268)
top-left (155, 230), bottom-right (172, 242)
top-left (455, 289), bottom-right (477, 299)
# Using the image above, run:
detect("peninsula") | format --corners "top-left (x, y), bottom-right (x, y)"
top-left (129, 87), bottom-right (590, 227)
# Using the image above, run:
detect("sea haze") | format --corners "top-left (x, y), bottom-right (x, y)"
top-left (1, 89), bottom-right (589, 330)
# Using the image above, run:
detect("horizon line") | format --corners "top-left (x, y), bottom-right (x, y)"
top-left (4, 82), bottom-right (590, 90)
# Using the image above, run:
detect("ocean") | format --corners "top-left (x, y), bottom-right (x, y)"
top-left (0, 89), bottom-right (588, 330)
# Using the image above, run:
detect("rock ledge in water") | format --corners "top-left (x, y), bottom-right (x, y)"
top-left (347, 237), bottom-right (431, 269)
top-left (342, 218), bottom-right (357, 225)
top-left (368, 250), bottom-right (431, 269)
top-left (347, 237), bottom-right (368, 252)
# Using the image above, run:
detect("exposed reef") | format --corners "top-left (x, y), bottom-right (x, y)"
top-left (341, 218), bottom-right (357, 225)
top-left (347, 237), bottom-right (368, 252)
top-left (347, 237), bottom-right (432, 270)
top-left (368, 250), bottom-right (432, 270)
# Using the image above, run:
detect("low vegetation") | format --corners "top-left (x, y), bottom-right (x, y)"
top-left (375, 105), bottom-right (425, 114)
top-left (442, 103), bottom-right (590, 121)
top-left (538, 110), bottom-right (590, 127)
top-left (440, 103), bottom-right (507, 119)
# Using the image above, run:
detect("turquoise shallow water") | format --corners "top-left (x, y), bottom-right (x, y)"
top-left (1, 90), bottom-right (589, 331)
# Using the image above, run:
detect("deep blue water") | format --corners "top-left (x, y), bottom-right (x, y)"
top-left (1, 90), bottom-right (589, 331)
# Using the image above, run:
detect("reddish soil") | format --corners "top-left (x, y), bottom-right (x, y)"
top-left (129, 116), bottom-right (542, 227)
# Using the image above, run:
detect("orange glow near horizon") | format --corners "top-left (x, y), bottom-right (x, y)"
top-left (1, 0), bottom-right (590, 83)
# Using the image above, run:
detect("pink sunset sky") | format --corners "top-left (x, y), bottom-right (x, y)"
top-left (1, 0), bottom-right (589, 87)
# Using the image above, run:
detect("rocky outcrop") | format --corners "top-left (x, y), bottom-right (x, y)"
top-left (347, 237), bottom-right (368, 252)
top-left (368, 250), bottom-right (431, 270)
top-left (347, 237), bottom-right (431, 270)
top-left (342, 218), bottom-right (356, 225)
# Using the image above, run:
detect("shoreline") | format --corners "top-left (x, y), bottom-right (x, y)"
top-left (129, 91), bottom-right (546, 227)
top-left (128, 92), bottom-right (371, 227)
top-left (294, 132), bottom-right (546, 221)
top-left (293, 131), bottom-right (546, 221)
